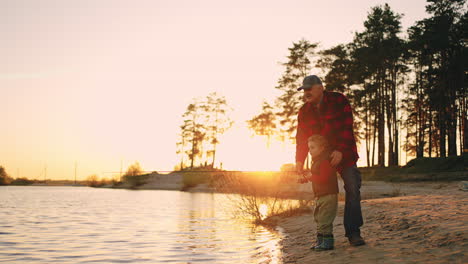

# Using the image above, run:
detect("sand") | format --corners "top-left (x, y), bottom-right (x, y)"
top-left (276, 181), bottom-right (468, 264)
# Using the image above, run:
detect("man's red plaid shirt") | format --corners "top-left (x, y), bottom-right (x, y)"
top-left (295, 91), bottom-right (359, 173)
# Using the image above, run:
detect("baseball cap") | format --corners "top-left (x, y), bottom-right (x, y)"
top-left (297, 75), bottom-right (322, 91)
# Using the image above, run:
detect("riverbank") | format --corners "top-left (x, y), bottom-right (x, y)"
top-left (274, 181), bottom-right (468, 264)
top-left (110, 171), bottom-right (467, 200)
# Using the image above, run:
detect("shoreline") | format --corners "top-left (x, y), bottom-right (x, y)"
top-left (274, 181), bottom-right (468, 264)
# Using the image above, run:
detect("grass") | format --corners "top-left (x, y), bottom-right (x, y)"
top-left (360, 154), bottom-right (467, 182)
top-left (175, 166), bottom-right (224, 190)
top-left (403, 155), bottom-right (466, 173)
top-left (180, 172), bottom-right (212, 190)
top-left (121, 174), bottom-right (151, 188)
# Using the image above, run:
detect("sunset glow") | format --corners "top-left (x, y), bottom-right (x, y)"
top-left (1, 0), bottom-right (428, 180)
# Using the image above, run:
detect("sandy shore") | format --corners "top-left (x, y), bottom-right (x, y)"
top-left (276, 181), bottom-right (468, 264)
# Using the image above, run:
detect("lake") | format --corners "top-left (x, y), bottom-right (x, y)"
top-left (0, 186), bottom-right (282, 263)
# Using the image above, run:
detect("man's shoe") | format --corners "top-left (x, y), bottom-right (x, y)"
top-left (348, 233), bottom-right (365, 246)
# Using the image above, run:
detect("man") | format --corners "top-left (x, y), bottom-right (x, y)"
top-left (295, 75), bottom-right (365, 246)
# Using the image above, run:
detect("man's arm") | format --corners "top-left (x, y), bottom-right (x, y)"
top-left (295, 108), bottom-right (309, 172)
top-left (334, 94), bottom-right (355, 163)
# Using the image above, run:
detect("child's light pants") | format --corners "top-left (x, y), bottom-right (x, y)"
top-left (314, 193), bottom-right (338, 235)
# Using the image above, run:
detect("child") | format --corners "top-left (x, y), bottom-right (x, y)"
top-left (303, 135), bottom-right (339, 250)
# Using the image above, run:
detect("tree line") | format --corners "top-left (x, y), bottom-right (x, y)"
top-left (177, 92), bottom-right (233, 170)
top-left (247, 0), bottom-right (467, 167)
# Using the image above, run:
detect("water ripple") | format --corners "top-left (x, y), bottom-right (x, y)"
top-left (0, 186), bottom-right (282, 263)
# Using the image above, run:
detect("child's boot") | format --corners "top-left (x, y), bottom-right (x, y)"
top-left (312, 234), bottom-right (334, 251)
top-left (309, 233), bottom-right (324, 249)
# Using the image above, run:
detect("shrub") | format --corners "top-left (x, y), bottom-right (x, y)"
top-left (86, 174), bottom-right (101, 187)
top-left (0, 166), bottom-right (13, 185)
top-left (213, 171), bottom-right (313, 224)
top-left (10, 177), bottom-right (34, 185)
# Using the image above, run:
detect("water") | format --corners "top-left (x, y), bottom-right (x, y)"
top-left (0, 186), bottom-right (282, 263)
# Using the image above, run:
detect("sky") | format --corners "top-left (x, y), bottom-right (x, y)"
top-left (1, 0), bottom-right (429, 180)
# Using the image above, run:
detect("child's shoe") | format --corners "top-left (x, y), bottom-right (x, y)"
top-left (309, 233), bottom-right (324, 249)
top-left (311, 234), bottom-right (334, 250)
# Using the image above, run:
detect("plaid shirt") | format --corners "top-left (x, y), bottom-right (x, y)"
top-left (295, 91), bottom-right (359, 173)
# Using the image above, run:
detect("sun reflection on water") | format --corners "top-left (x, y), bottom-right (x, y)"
top-left (252, 225), bottom-right (283, 264)
top-left (259, 203), bottom-right (269, 220)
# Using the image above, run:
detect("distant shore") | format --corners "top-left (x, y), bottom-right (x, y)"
top-left (99, 170), bottom-right (468, 198)
top-left (35, 169), bottom-right (467, 198)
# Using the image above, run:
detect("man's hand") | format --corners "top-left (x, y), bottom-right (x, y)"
top-left (295, 162), bottom-right (304, 175)
top-left (330, 151), bottom-right (343, 167)
top-left (296, 162), bottom-right (309, 184)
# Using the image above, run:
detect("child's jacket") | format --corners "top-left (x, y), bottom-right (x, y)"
top-left (310, 149), bottom-right (339, 197)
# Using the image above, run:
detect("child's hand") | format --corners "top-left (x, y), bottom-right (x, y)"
top-left (297, 177), bottom-right (308, 184)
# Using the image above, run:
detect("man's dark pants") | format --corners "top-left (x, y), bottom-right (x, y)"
top-left (340, 164), bottom-right (364, 237)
